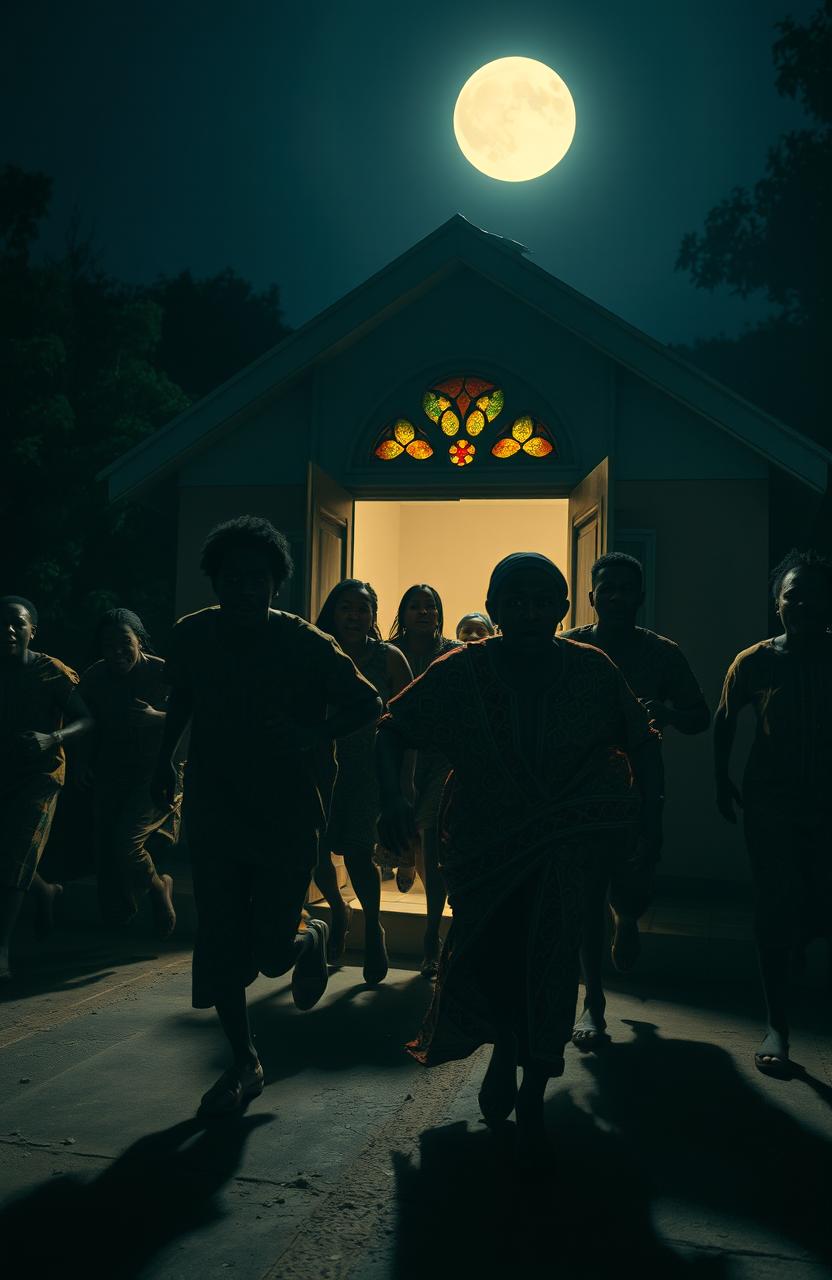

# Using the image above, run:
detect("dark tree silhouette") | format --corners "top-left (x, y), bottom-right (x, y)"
top-left (675, 3), bottom-right (831, 451)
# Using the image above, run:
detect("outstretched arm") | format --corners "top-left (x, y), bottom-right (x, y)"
top-left (20, 689), bottom-right (94, 762)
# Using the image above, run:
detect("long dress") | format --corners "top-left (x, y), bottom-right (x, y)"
top-left (381, 637), bottom-right (654, 1067)
top-left (326, 638), bottom-right (395, 858)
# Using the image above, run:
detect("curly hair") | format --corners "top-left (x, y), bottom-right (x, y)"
top-left (93, 607), bottom-right (154, 657)
top-left (315, 579), bottom-right (381, 641)
top-left (591, 552), bottom-right (643, 590)
top-left (770, 547), bottom-right (832, 602)
top-left (200, 515), bottom-right (293, 589)
top-left (0, 595), bottom-right (38, 626)
top-left (389, 584), bottom-right (445, 641)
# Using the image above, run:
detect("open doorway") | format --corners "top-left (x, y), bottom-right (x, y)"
top-left (353, 497), bottom-right (569, 637)
top-left (335, 497), bottom-right (569, 934)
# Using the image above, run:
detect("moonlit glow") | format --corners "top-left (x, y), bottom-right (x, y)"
top-left (454, 57), bottom-right (576, 182)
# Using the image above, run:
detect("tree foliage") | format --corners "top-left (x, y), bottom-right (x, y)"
top-left (0, 166), bottom-right (290, 665)
top-left (675, 4), bottom-right (830, 449)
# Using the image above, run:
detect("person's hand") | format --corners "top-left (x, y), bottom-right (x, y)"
top-left (151, 761), bottom-right (179, 811)
top-left (265, 712), bottom-right (320, 754)
top-left (377, 796), bottom-right (418, 857)
top-left (130, 698), bottom-right (164, 724)
top-left (642, 699), bottom-right (672, 729)
top-left (19, 730), bottom-right (59, 761)
top-left (716, 777), bottom-right (742, 824)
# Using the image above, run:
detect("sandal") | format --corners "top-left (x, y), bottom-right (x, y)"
top-left (571, 1007), bottom-right (609, 1053)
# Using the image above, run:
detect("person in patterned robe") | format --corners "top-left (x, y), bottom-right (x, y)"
top-left (564, 552), bottom-right (710, 1049)
top-left (715, 548), bottom-right (832, 1077)
top-left (1, 596), bottom-right (93, 981)
top-left (378, 553), bottom-right (661, 1158)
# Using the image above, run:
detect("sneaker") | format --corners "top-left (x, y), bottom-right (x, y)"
top-left (292, 918), bottom-right (330, 1010)
top-left (198, 1059), bottom-right (264, 1117)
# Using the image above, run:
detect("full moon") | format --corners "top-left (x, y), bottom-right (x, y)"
top-left (454, 57), bottom-right (576, 182)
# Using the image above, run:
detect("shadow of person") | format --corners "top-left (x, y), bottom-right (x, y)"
top-left (171, 970), bottom-right (434, 1084)
top-left (581, 1020), bottom-right (832, 1268)
top-left (391, 1109), bottom-right (728, 1280)
top-left (0, 1112), bottom-right (272, 1278)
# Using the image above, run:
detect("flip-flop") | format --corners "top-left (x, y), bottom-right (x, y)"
top-left (755, 1029), bottom-right (791, 1078)
top-left (571, 1007), bottom-right (610, 1053)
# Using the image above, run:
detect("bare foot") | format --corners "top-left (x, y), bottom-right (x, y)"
top-left (151, 874), bottom-right (176, 939)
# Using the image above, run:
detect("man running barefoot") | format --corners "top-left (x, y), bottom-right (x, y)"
top-left (152, 517), bottom-right (381, 1117)
top-left (564, 553), bottom-right (709, 1050)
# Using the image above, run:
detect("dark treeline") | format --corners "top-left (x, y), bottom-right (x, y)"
top-left (0, 166), bottom-right (291, 669)
top-left (674, 3), bottom-right (831, 454)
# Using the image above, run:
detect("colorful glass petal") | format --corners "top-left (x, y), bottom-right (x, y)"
top-left (406, 439), bottom-right (433, 459)
top-left (393, 419), bottom-right (415, 446)
top-left (375, 440), bottom-right (404, 460)
top-left (511, 416), bottom-right (533, 443)
top-left (484, 389), bottom-right (504, 421)
top-left (456, 391), bottom-right (471, 416)
top-left (465, 409), bottom-right (485, 436)
top-left (491, 438), bottom-right (521, 458)
top-left (440, 409), bottom-right (460, 436)
top-left (437, 377), bottom-right (464, 397)
top-left (422, 391), bottom-right (442, 422)
top-left (464, 377), bottom-right (491, 398)
top-left (522, 437), bottom-right (554, 457)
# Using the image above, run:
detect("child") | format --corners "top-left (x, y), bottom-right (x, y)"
top-left (151, 517), bottom-right (381, 1116)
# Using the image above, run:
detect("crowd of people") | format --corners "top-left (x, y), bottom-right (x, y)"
top-left (2, 513), bottom-right (831, 1158)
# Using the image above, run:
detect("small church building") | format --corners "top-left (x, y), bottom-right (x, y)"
top-left (104, 215), bottom-right (832, 892)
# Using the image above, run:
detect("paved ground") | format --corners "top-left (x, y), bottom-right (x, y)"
top-left (2, 917), bottom-right (832, 1279)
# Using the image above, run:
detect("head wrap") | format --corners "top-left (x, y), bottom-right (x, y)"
top-left (0, 595), bottom-right (38, 625)
top-left (456, 612), bottom-right (495, 635)
top-left (486, 553), bottom-right (568, 606)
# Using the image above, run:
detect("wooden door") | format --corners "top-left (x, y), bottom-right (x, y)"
top-left (567, 457), bottom-right (612, 628)
top-left (306, 464), bottom-right (354, 621)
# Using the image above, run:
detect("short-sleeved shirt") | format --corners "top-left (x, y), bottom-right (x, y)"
top-left (80, 654), bottom-right (169, 784)
top-left (717, 637), bottom-right (832, 792)
top-left (166, 607), bottom-right (377, 833)
top-left (563, 625), bottom-right (706, 711)
top-left (0, 652), bottom-right (79, 794)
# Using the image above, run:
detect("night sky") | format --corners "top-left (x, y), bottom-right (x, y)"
top-left (1, 0), bottom-right (817, 346)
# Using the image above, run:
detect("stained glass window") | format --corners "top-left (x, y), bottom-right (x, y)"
top-left (373, 379), bottom-right (555, 467)
top-left (373, 418), bottom-right (434, 461)
top-left (491, 416), bottom-right (555, 460)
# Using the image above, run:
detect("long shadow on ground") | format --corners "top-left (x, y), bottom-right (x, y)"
top-left (170, 968), bottom-right (435, 1083)
top-left (0, 1113), bottom-right (270, 1277)
top-left (392, 1021), bottom-right (832, 1278)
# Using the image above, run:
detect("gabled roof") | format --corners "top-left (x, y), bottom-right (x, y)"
top-left (103, 214), bottom-right (832, 499)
